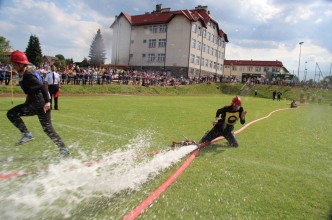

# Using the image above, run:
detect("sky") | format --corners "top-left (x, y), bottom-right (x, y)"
top-left (0, 0), bottom-right (331, 80)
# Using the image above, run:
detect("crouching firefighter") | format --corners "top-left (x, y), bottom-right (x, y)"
top-left (199, 96), bottom-right (247, 148)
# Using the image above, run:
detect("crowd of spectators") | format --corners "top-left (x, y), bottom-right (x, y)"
top-left (0, 64), bottom-right (12, 85)
top-left (1, 62), bottom-right (330, 90)
top-left (29, 63), bottom-right (241, 87)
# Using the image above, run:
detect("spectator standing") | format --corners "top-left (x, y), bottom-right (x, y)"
top-left (277, 91), bottom-right (282, 101)
top-left (4, 64), bottom-right (12, 85)
top-left (45, 65), bottom-right (61, 110)
top-left (272, 90), bottom-right (276, 101)
top-left (0, 64), bottom-right (4, 85)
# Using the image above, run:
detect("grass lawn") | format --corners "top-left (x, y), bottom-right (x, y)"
top-left (0, 95), bottom-right (331, 219)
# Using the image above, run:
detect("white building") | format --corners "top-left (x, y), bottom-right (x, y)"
top-left (110, 4), bottom-right (229, 78)
top-left (224, 60), bottom-right (291, 82)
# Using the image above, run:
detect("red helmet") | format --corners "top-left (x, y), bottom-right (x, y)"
top-left (10, 50), bottom-right (31, 65)
top-left (232, 96), bottom-right (242, 106)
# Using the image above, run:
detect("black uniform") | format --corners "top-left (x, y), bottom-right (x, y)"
top-left (200, 105), bottom-right (246, 147)
top-left (7, 70), bottom-right (66, 149)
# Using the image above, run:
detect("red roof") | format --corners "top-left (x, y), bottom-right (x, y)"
top-left (112, 8), bottom-right (228, 41)
top-left (224, 60), bottom-right (283, 67)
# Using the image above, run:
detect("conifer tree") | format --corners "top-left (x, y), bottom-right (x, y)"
top-left (25, 34), bottom-right (43, 66)
top-left (88, 29), bottom-right (106, 67)
top-left (0, 35), bottom-right (11, 64)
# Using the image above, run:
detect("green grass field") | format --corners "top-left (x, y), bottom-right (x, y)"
top-left (0, 95), bottom-right (331, 219)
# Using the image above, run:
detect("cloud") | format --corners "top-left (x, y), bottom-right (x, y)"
top-left (1, 0), bottom-right (331, 79)
top-left (1, 0), bottom-right (111, 61)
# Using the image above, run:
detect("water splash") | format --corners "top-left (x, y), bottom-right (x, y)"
top-left (0, 132), bottom-right (197, 219)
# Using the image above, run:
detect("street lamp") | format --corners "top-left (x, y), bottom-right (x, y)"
top-left (303, 61), bottom-right (307, 82)
top-left (297, 42), bottom-right (304, 80)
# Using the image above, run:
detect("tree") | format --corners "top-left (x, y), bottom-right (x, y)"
top-left (323, 76), bottom-right (332, 87)
top-left (88, 29), bottom-right (106, 67)
top-left (53, 54), bottom-right (66, 70)
top-left (80, 58), bottom-right (90, 67)
top-left (65, 58), bottom-right (74, 66)
top-left (25, 34), bottom-right (43, 66)
top-left (0, 35), bottom-right (12, 64)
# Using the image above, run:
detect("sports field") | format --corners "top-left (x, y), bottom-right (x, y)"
top-left (0, 95), bottom-right (331, 219)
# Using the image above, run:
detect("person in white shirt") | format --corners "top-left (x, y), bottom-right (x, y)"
top-left (45, 65), bottom-right (61, 110)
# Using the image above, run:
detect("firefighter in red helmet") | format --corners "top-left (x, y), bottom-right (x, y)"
top-left (7, 50), bottom-right (69, 156)
top-left (200, 96), bottom-right (247, 147)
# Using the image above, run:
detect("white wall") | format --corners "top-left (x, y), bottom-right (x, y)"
top-left (111, 16), bottom-right (131, 65)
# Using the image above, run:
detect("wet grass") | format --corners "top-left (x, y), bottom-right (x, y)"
top-left (0, 95), bottom-right (331, 219)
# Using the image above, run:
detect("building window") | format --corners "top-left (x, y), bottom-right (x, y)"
top-left (192, 24), bottom-right (197, 33)
top-left (198, 27), bottom-right (202, 36)
top-left (143, 39), bottom-right (146, 43)
top-left (158, 39), bottom-right (167, 47)
top-left (157, 53), bottom-right (165, 62)
top-left (255, 67), bottom-right (261, 72)
top-left (147, 54), bottom-right (155, 62)
top-left (210, 61), bottom-right (213, 68)
top-left (149, 39), bottom-right (156, 48)
top-left (232, 65), bottom-right (237, 71)
top-left (202, 43), bottom-right (206, 52)
top-left (191, 39), bottom-right (196, 48)
top-left (248, 66), bottom-right (253, 72)
top-left (142, 54), bottom-right (146, 57)
top-left (160, 24), bottom-right (167, 33)
top-left (150, 25), bottom-right (157, 33)
top-left (264, 67), bottom-right (269, 72)
top-left (205, 59), bottom-right (209, 67)
top-left (195, 56), bottom-right (200, 65)
top-left (220, 38), bottom-right (225, 47)
top-left (190, 54), bottom-right (195, 63)
top-left (197, 41), bottom-right (201, 50)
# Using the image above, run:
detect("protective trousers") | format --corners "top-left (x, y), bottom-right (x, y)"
top-left (7, 102), bottom-right (65, 149)
top-left (200, 123), bottom-right (239, 147)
